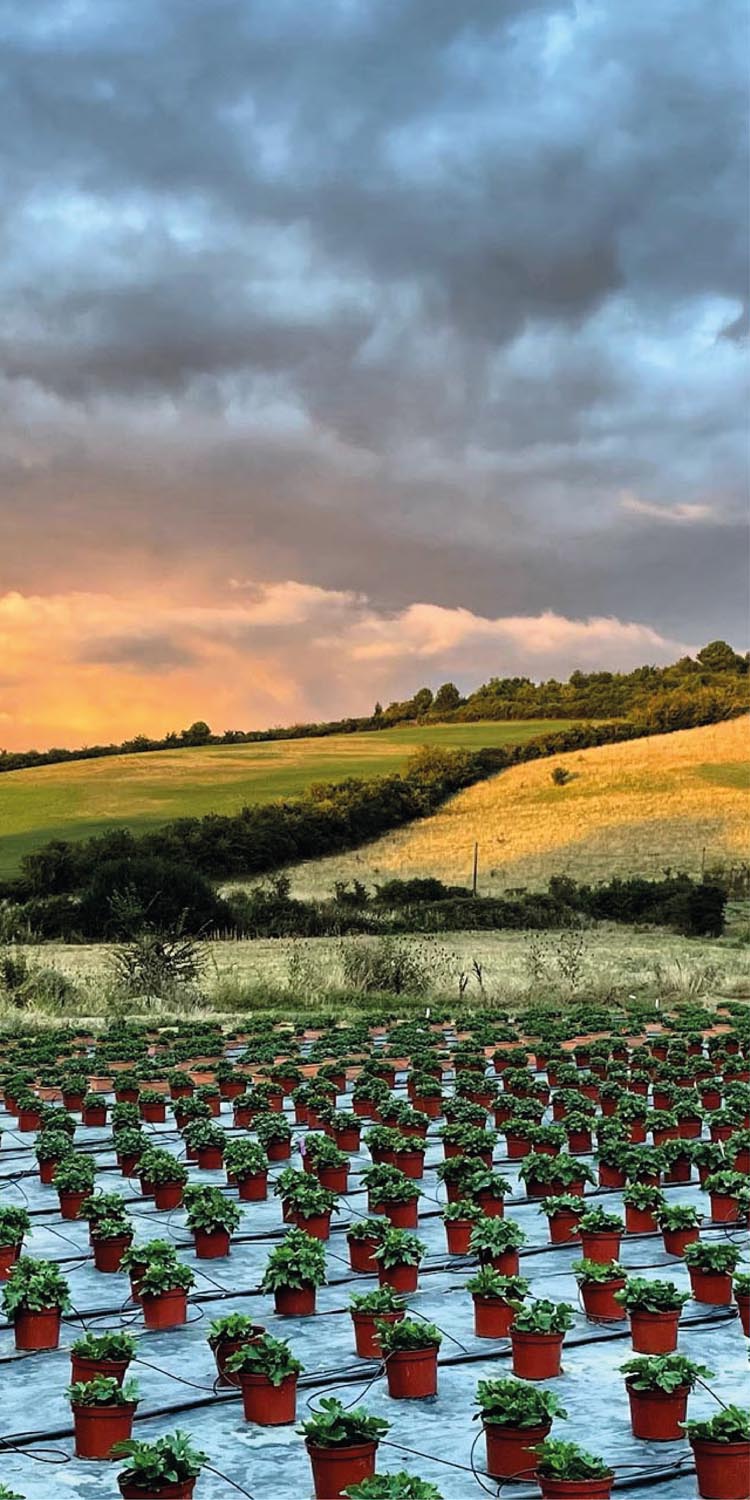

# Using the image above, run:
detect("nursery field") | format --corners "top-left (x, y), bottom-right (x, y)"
top-left (0, 719), bottom-right (574, 879)
top-left (284, 718), bottom-right (750, 897)
top-left (0, 1009), bottom-right (747, 1500)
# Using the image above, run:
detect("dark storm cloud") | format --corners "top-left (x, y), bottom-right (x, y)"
top-left (80, 631), bottom-right (199, 672)
top-left (0, 0), bottom-right (747, 656)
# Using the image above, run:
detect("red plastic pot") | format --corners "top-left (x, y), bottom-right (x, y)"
top-left (625, 1205), bottom-right (658, 1235)
top-left (153, 1180), bottom-right (184, 1210)
top-left (539, 1477), bottom-right (613, 1500)
top-left (119, 1481), bottom-right (195, 1499)
top-left (0, 1242), bottom-right (21, 1280)
top-left (385, 1344), bottom-right (438, 1399)
top-left (93, 1234), bottom-right (133, 1273)
top-left (239, 1370), bottom-right (297, 1424)
top-left (690, 1438), bottom-right (750, 1500)
top-left (72, 1400), bottom-right (136, 1459)
top-left (274, 1284), bottom-right (316, 1316)
top-left (484, 1420), bottom-right (550, 1481)
top-left (548, 1210), bottom-right (582, 1244)
top-left (14, 1307), bottom-right (62, 1350)
top-left (580, 1278), bottom-right (626, 1322)
top-left (140, 1099), bottom-right (167, 1123)
top-left (393, 1150), bottom-right (424, 1180)
top-left (377, 1261), bottom-right (418, 1294)
top-left (39, 1158), bottom-right (58, 1185)
top-left (348, 1235), bottom-right (380, 1274)
top-left (372, 1199), bottom-right (418, 1229)
top-left (662, 1226), bottom-right (699, 1257)
top-left (194, 1227), bottom-right (231, 1259)
top-left (511, 1329), bottom-right (564, 1379)
top-left (629, 1307), bottom-right (681, 1353)
top-left (568, 1129), bottom-right (593, 1153)
top-left (688, 1266), bottom-right (733, 1305)
top-left (266, 1139), bottom-right (292, 1162)
top-left (710, 1192), bottom-right (742, 1224)
top-left (663, 1155), bottom-right (692, 1184)
top-left (316, 1165), bottom-right (349, 1193)
top-left (62, 1091), bottom-right (85, 1112)
top-left (306, 1439), bottom-right (378, 1500)
top-left (482, 1249), bottom-right (520, 1277)
top-left (598, 1162), bottom-right (627, 1189)
top-left (118, 1152), bottom-right (141, 1177)
top-left (626, 1381), bottom-right (688, 1440)
top-left (18, 1107), bottom-right (43, 1131)
top-left (82, 1105), bottom-right (107, 1127)
top-left (475, 1189), bottom-right (505, 1218)
top-left (196, 1146), bottom-right (224, 1171)
top-left (473, 1294), bottom-right (515, 1338)
top-left (59, 1189), bottom-right (87, 1221)
top-left (526, 1177), bottom-right (584, 1200)
top-left (71, 1352), bottom-right (130, 1385)
top-left (333, 1127), bottom-right (361, 1152)
top-left (445, 1218), bottom-right (474, 1254)
top-left (238, 1172), bottom-right (268, 1201)
top-left (579, 1230), bottom-right (622, 1263)
top-left (141, 1288), bottom-right (188, 1329)
top-left (735, 1290), bottom-right (750, 1338)
top-left (351, 1307), bottom-right (403, 1359)
top-left (288, 1211), bottom-right (331, 1241)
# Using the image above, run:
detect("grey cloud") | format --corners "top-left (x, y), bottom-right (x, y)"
top-left (79, 632), bottom-right (199, 672)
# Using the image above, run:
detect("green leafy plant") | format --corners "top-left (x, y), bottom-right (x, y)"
top-left (442, 1199), bottom-right (483, 1222)
top-left (298, 1396), bottom-right (390, 1448)
top-left (372, 1229), bottom-right (426, 1269)
top-left (208, 1313), bottom-right (263, 1348)
top-left (622, 1183), bottom-right (666, 1211)
top-left (113, 1430), bottom-right (207, 1487)
top-left (53, 1154), bottom-right (97, 1192)
top-left (466, 1269), bottom-right (530, 1300)
top-left (349, 1285), bottom-right (406, 1314)
top-left (704, 1170), bottom-right (749, 1198)
top-left (682, 1406), bottom-right (750, 1443)
top-left (71, 1330), bottom-right (136, 1361)
top-left (225, 1332), bottom-right (302, 1385)
top-left (474, 1377), bottom-right (568, 1428)
top-left (183, 1119), bottom-right (227, 1152)
top-left (34, 1130), bottom-right (73, 1164)
top-left (572, 1258), bottom-right (626, 1285)
top-left (260, 1228), bottom-right (327, 1291)
top-left (519, 1153), bottom-right (594, 1188)
top-left (469, 1218), bottom-right (527, 1255)
top-left (657, 1203), bottom-right (703, 1230)
top-left (183, 1186), bottom-right (242, 1235)
top-left (620, 1354), bottom-right (714, 1392)
top-left (255, 1113), bottom-right (292, 1147)
top-left (0, 1207), bottom-right (31, 1248)
top-left (343, 1475), bottom-right (444, 1499)
top-left (136, 1150), bottom-right (188, 1185)
top-left (138, 1258), bottom-right (195, 1297)
top-left (683, 1242), bottom-right (741, 1273)
top-left (614, 1278), bottom-right (689, 1312)
top-left (81, 1191), bottom-right (130, 1225)
top-left (67, 1375), bottom-right (139, 1407)
top-left (2, 1257), bottom-right (71, 1317)
top-left (347, 1217), bottom-right (388, 1243)
top-left (224, 1139), bottom-right (268, 1179)
top-left (378, 1317), bottom-right (442, 1352)
top-left (578, 1207), bottom-right (624, 1233)
top-left (533, 1439), bottom-right (612, 1480)
top-left (541, 1194), bottom-right (586, 1218)
top-left (362, 1164), bottom-right (421, 1204)
top-left (510, 1298), bottom-right (574, 1334)
top-left (120, 1239), bottom-right (179, 1275)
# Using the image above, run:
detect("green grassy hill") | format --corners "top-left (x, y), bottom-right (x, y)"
top-left (0, 718), bottom-right (574, 878)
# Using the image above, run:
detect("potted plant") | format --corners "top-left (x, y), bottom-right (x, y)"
top-left (704, 1169), bottom-right (749, 1224)
top-left (115, 1430), bottom-right (207, 1498)
top-left (34, 1129), bottom-right (73, 1185)
top-left (120, 1239), bottom-right (178, 1304)
top-left (683, 1405), bottom-right (750, 1500)
top-left (474, 1377), bottom-right (568, 1482)
top-left (347, 1218), bottom-right (387, 1274)
top-left (532, 1439), bottom-right (614, 1500)
top-left (138, 1256), bottom-right (195, 1329)
top-left (466, 1268), bottom-right (529, 1338)
top-left (91, 1215), bottom-right (135, 1273)
top-left (469, 1166), bottom-right (511, 1218)
top-left (286, 1178), bottom-right (338, 1241)
top-left (138, 1088), bottom-right (167, 1124)
top-left (362, 1165), bottom-right (422, 1228)
top-left (349, 1285), bottom-right (406, 1359)
top-left (255, 1112), bottom-right (293, 1162)
top-left (620, 1354), bottom-right (713, 1441)
top-left (657, 1202), bottom-right (703, 1257)
top-left (683, 1241), bottom-right (741, 1305)
top-left (299, 1397), bottom-right (390, 1500)
top-left (226, 1332), bottom-right (302, 1424)
top-left (1, 1256), bottom-right (70, 1349)
top-left (137, 1150), bottom-right (188, 1210)
top-left (469, 1217), bottom-right (527, 1275)
top-left (372, 1229), bottom-right (426, 1293)
top-left (305, 1133), bottom-right (350, 1191)
top-left (115, 1128), bottom-right (149, 1178)
top-left (183, 1119), bottom-right (227, 1171)
top-left (260, 1227), bottom-right (327, 1315)
top-left (435, 1155), bottom-right (481, 1206)
top-left (54, 1152), bottom-right (97, 1219)
top-left (70, 1330), bottom-right (136, 1385)
top-left (82, 1091), bottom-right (108, 1127)
top-left (68, 1376), bottom-right (139, 1460)
top-left (572, 1259), bottom-right (627, 1322)
top-left (510, 1299), bottom-right (574, 1380)
top-left (733, 1270), bottom-right (750, 1338)
top-left (615, 1277), bottom-right (689, 1352)
top-left (622, 1183), bottom-right (666, 1235)
top-left (380, 1316), bottom-right (442, 1399)
top-left (542, 1195), bottom-right (585, 1244)
top-left (224, 1139), bottom-right (268, 1200)
top-left (184, 1186), bottom-right (241, 1258)
top-left (343, 1476), bottom-right (443, 1499)
top-left (0, 1207), bottom-right (30, 1280)
top-left (577, 1207), bottom-right (624, 1264)
top-left (207, 1312), bottom-right (266, 1386)
top-left (441, 1199), bottom-right (483, 1255)
top-left (519, 1153), bottom-right (593, 1200)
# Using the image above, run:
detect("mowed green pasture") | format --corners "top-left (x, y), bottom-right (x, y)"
top-left (0, 719), bottom-right (575, 878)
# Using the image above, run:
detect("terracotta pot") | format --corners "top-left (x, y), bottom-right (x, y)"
top-left (274, 1284), bottom-right (316, 1316)
top-left (690, 1438), bottom-right (750, 1500)
top-left (119, 1481), bottom-right (195, 1499)
top-left (626, 1381), bottom-right (688, 1441)
top-left (0, 1243), bottom-right (21, 1281)
top-left (72, 1400), bottom-right (136, 1459)
top-left (352, 1307), bottom-right (404, 1359)
top-left (580, 1278), bottom-right (627, 1322)
top-left (194, 1227), bottom-right (231, 1259)
top-left (629, 1307), bottom-right (681, 1353)
top-left (579, 1230), bottom-right (622, 1264)
top-left (153, 1180), bottom-right (184, 1210)
top-left (377, 1262), bottom-right (418, 1294)
top-left (93, 1234), bottom-right (133, 1273)
top-left (548, 1209), bottom-right (582, 1244)
top-left (348, 1235), bottom-right (380, 1274)
top-left (238, 1172), bottom-right (268, 1201)
top-left (688, 1266), bottom-right (733, 1305)
top-left (735, 1289), bottom-right (750, 1338)
top-left (239, 1370), bottom-right (297, 1424)
top-left (445, 1218), bottom-right (474, 1254)
top-left (663, 1226), bottom-right (699, 1257)
top-left (385, 1344), bottom-right (438, 1399)
top-left (484, 1420), bottom-right (550, 1481)
top-left (473, 1295), bottom-right (515, 1338)
top-left (141, 1287), bottom-right (188, 1329)
top-left (14, 1307), bottom-right (62, 1350)
top-left (539, 1477), bottom-right (613, 1500)
top-left (306, 1439), bottom-right (378, 1500)
top-left (71, 1352), bottom-right (130, 1385)
top-left (511, 1329), bottom-right (564, 1379)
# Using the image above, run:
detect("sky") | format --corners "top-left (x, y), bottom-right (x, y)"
top-left (1, 0), bottom-right (748, 750)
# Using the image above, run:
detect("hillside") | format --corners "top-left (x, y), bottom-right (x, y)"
top-left (282, 717), bottom-right (749, 896)
top-left (0, 717), bottom-right (574, 879)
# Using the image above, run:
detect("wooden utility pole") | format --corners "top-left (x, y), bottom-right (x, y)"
top-left (472, 842), bottom-right (478, 896)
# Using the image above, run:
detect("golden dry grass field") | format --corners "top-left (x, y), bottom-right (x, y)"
top-left (281, 718), bottom-right (750, 897)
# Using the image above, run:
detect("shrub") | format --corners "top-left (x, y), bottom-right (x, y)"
top-left (572, 1259), bottom-right (626, 1284)
top-left (372, 1229), bottom-right (426, 1269)
top-left (469, 1219), bottom-right (527, 1256)
top-left (135, 1150), bottom-right (188, 1186)
top-left (184, 1186), bottom-right (242, 1236)
top-left (208, 1314), bottom-right (263, 1349)
top-left (138, 1259), bottom-right (195, 1297)
top-left (578, 1207), bottom-right (624, 1233)
top-left (224, 1140), bottom-right (269, 1180)
top-left (683, 1242), bottom-right (741, 1274)
top-left (0, 1207), bottom-right (31, 1248)
top-left (71, 1331), bottom-right (136, 1361)
top-left (466, 1270), bottom-right (530, 1300)
top-left (349, 1286), bottom-right (406, 1314)
top-left (53, 1154), bottom-right (97, 1192)
top-left (344, 1476), bottom-right (444, 1499)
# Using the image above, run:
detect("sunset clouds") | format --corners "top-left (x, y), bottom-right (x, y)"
top-left (0, 0), bottom-right (747, 748)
